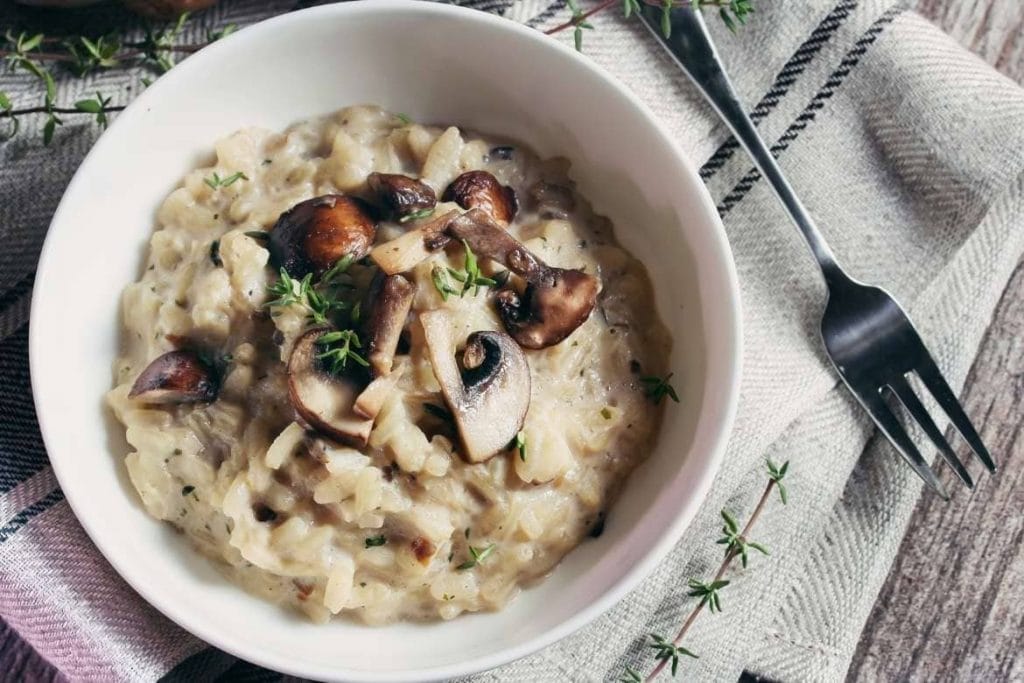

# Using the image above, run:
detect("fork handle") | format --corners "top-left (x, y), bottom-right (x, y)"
top-left (639, 6), bottom-right (847, 286)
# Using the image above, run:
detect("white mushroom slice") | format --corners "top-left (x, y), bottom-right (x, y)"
top-left (287, 329), bottom-right (373, 446)
top-left (420, 310), bottom-right (531, 462)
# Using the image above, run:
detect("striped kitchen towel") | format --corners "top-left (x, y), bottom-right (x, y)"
top-left (1, 0), bottom-right (1023, 680)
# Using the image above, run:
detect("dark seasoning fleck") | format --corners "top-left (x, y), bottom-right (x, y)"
top-left (488, 145), bottom-right (515, 161)
top-left (209, 240), bottom-right (222, 267)
top-left (588, 511), bottom-right (607, 538)
top-left (253, 504), bottom-right (278, 523)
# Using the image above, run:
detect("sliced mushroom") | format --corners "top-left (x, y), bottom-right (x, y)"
top-left (448, 209), bottom-right (600, 349)
top-left (353, 371), bottom-right (400, 420)
top-left (369, 210), bottom-right (458, 275)
top-left (441, 171), bottom-right (518, 224)
top-left (495, 269), bottom-right (599, 349)
top-left (420, 310), bottom-right (530, 462)
top-left (269, 195), bottom-right (377, 278)
top-left (129, 350), bottom-right (218, 404)
top-left (287, 328), bottom-right (373, 446)
top-left (366, 172), bottom-right (436, 220)
top-left (365, 273), bottom-right (415, 377)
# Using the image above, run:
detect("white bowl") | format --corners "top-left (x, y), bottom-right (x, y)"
top-left (30, 2), bottom-right (741, 680)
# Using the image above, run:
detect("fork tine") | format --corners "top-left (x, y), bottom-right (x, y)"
top-left (914, 354), bottom-right (996, 473)
top-left (860, 391), bottom-right (949, 499)
top-left (888, 375), bottom-right (973, 488)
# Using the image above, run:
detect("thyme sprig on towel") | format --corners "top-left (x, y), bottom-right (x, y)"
top-left (0, 1), bottom-right (754, 142)
top-left (0, 14), bottom-right (234, 143)
top-left (547, 0), bottom-right (755, 51)
top-left (620, 459), bottom-right (789, 681)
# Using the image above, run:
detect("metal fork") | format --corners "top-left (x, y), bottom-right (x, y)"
top-left (638, 6), bottom-right (996, 497)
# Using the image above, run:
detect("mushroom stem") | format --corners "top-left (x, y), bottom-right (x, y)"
top-left (365, 273), bottom-right (415, 377)
top-left (447, 210), bottom-right (544, 277)
top-left (369, 210), bottom-right (459, 275)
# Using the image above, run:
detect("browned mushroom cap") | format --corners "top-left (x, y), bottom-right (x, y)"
top-left (129, 350), bottom-right (218, 404)
top-left (495, 270), bottom-right (599, 349)
top-left (447, 209), bottom-right (600, 349)
top-left (441, 171), bottom-right (518, 224)
top-left (287, 329), bottom-right (373, 446)
top-left (365, 273), bottom-right (415, 377)
top-left (269, 195), bottom-right (377, 279)
top-left (366, 173), bottom-right (436, 221)
top-left (369, 210), bottom-right (459, 275)
top-left (420, 310), bottom-right (531, 462)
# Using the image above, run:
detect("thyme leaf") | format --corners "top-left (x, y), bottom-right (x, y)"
top-left (204, 170), bottom-right (248, 189)
top-left (456, 543), bottom-right (495, 571)
top-left (317, 329), bottom-right (369, 373)
top-left (640, 373), bottom-right (679, 404)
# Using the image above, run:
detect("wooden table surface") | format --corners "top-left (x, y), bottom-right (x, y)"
top-left (1, 2), bottom-right (1021, 682)
top-left (848, 1), bottom-right (1024, 681)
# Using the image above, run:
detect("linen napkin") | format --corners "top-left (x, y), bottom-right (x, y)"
top-left (1, 0), bottom-right (1022, 680)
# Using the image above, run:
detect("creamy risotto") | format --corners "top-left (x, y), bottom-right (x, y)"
top-left (107, 105), bottom-right (671, 624)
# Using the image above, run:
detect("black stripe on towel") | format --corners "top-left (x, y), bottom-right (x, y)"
top-left (716, 6), bottom-right (906, 215)
top-left (699, 0), bottom-right (860, 180)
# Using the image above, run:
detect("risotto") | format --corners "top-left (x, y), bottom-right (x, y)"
top-left (107, 105), bottom-right (672, 624)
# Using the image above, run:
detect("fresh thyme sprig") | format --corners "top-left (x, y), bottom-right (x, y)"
top-left (514, 431), bottom-right (527, 462)
top-left (317, 329), bottom-right (369, 373)
top-left (399, 207), bottom-right (435, 224)
top-left (431, 266), bottom-right (460, 302)
top-left (457, 543), bottom-right (496, 571)
top-left (0, 95), bottom-right (125, 142)
top-left (566, 0), bottom-right (596, 51)
top-left (451, 240), bottom-right (498, 296)
top-left (305, 284), bottom-right (351, 325)
top-left (129, 12), bottom-right (189, 73)
top-left (447, 240), bottom-right (497, 297)
top-left (364, 535), bottom-right (387, 548)
top-left (546, 0), bottom-right (755, 51)
top-left (264, 255), bottom-right (354, 325)
top-left (0, 14), bottom-right (234, 143)
top-left (716, 509), bottom-right (769, 568)
top-left (621, 458), bottom-right (790, 681)
top-left (686, 577), bottom-right (729, 613)
top-left (620, 665), bottom-right (644, 683)
top-left (649, 634), bottom-right (698, 676)
top-left (640, 373), bottom-right (680, 404)
top-left (73, 92), bottom-right (114, 129)
top-left (204, 171), bottom-right (248, 189)
top-left (767, 458), bottom-right (789, 504)
top-left (265, 268), bottom-right (308, 310)
top-left (319, 253), bottom-right (356, 288)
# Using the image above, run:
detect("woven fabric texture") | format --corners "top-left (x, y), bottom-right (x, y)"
top-left (1, 0), bottom-right (1022, 680)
